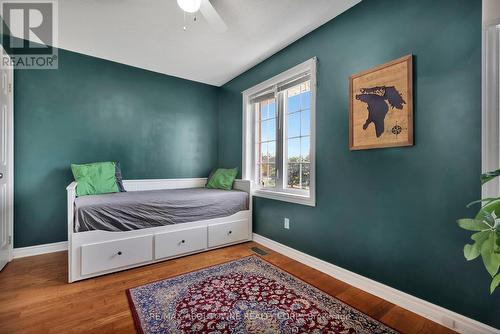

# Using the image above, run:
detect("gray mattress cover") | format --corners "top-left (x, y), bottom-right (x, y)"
top-left (74, 188), bottom-right (249, 232)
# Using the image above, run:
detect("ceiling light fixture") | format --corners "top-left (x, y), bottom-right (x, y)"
top-left (177, 0), bottom-right (201, 13)
top-left (176, 0), bottom-right (228, 33)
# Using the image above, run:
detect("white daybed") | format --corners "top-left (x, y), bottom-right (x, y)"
top-left (67, 178), bottom-right (251, 283)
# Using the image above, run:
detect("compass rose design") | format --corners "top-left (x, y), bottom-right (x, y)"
top-left (391, 124), bottom-right (402, 135)
top-left (390, 121), bottom-right (404, 139)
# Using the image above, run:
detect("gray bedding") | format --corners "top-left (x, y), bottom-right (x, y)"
top-left (74, 188), bottom-right (249, 232)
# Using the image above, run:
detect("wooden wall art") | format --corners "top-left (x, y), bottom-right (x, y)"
top-left (349, 55), bottom-right (413, 150)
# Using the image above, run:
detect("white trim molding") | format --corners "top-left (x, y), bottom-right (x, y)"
top-left (482, 19), bottom-right (500, 198)
top-left (0, 45), bottom-right (14, 264)
top-left (242, 57), bottom-right (317, 207)
top-left (13, 241), bottom-right (68, 259)
top-left (252, 188), bottom-right (316, 207)
top-left (253, 233), bottom-right (500, 334)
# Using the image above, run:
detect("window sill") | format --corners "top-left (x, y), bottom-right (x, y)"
top-left (252, 189), bottom-right (316, 207)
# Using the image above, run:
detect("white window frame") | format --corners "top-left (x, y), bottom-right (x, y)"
top-left (482, 19), bottom-right (500, 198)
top-left (242, 57), bottom-right (317, 206)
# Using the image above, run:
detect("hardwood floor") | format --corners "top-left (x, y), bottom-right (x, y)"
top-left (0, 241), bottom-right (455, 334)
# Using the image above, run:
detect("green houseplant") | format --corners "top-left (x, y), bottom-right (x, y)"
top-left (458, 170), bottom-right (500, 293)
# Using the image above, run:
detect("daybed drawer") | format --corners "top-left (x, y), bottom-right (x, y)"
top-left (81, 235), bottom-right (153, 275)
top-left (208, 219), bottom-right (249, 248)
top-left (155, 226), bottom-right (207, 260)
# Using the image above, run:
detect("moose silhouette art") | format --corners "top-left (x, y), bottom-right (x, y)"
top-left (355, 86), bottom-right (406, 137)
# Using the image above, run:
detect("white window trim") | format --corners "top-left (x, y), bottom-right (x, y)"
top-left (482, 19), bottom-right (500, 198)
top-left (242, 57), bottom-right (317, 207)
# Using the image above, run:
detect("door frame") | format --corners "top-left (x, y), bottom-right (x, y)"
top-left (482, 19), bottom-right (500, 198)
top-left (1, 45), bottom-right (14, 261)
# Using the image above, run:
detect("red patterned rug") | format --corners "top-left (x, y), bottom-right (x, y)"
top-left (127, 256), bottom-right (398, 333)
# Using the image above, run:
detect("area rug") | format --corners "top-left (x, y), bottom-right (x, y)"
top-left (127, 256), bottom-right (398, 334)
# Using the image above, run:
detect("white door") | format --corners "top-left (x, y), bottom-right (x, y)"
top-left (0, 47), bottom-right (13, 271)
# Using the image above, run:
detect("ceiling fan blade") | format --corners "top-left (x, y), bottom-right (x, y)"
top-left (200, 0), bottom-right (228, 33)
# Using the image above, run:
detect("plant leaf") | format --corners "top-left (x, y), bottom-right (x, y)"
top-left (472, 231), bottom-right (490, 242)
top-left (466, 198), bottom-right (498, 208)
top-left (464, 231), bottom-right (491, 261)
top-left (481, 232), bottom-right (500, 277)
top-left (491, 274), bottom-right (500, 294)
top-left (457, 219), bottom-right (489, 231)
top-left (481, 169), bottom-right (500, 185)
top-left (477, 211), bottom-right (495, 226)
top-left (496, 232), bottom-right (500, 253)
top-left (464, 243), bottom-right (481, 261)
top-left (477, 199), bottom-right (500, 221)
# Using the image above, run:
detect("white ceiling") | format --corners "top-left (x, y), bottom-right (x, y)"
top-left (59, 0), bottom-right (361, 86)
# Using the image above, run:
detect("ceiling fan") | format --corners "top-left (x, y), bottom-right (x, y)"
top-left (177, 0), bottom-right (228, 33)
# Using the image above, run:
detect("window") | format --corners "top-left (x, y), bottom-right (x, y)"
top-left (243, 58), bottom-right (316, 206)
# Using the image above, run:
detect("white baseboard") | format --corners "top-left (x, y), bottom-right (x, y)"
top-left (13, 241), bottom-right (68, 259)
top-left (253, 233), bottom-right (499, 334)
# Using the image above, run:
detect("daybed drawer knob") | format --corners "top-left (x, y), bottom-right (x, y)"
top-left (228, 230), bottom-right (232, 235)
top-left (117, 251), bottom-right (122, 255)
top-left (181, 240), bottom-right (185, 244)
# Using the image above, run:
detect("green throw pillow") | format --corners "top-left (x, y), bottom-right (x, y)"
top-left (206, 168), bottom-right (238, 190)
top-left (71, 162), bottom-right (120, 197)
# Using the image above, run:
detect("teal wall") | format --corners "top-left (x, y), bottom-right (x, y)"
top-left (218, 0), bottom-right (499, 328)
top-left (13, 49), bottom-right (219, 247)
